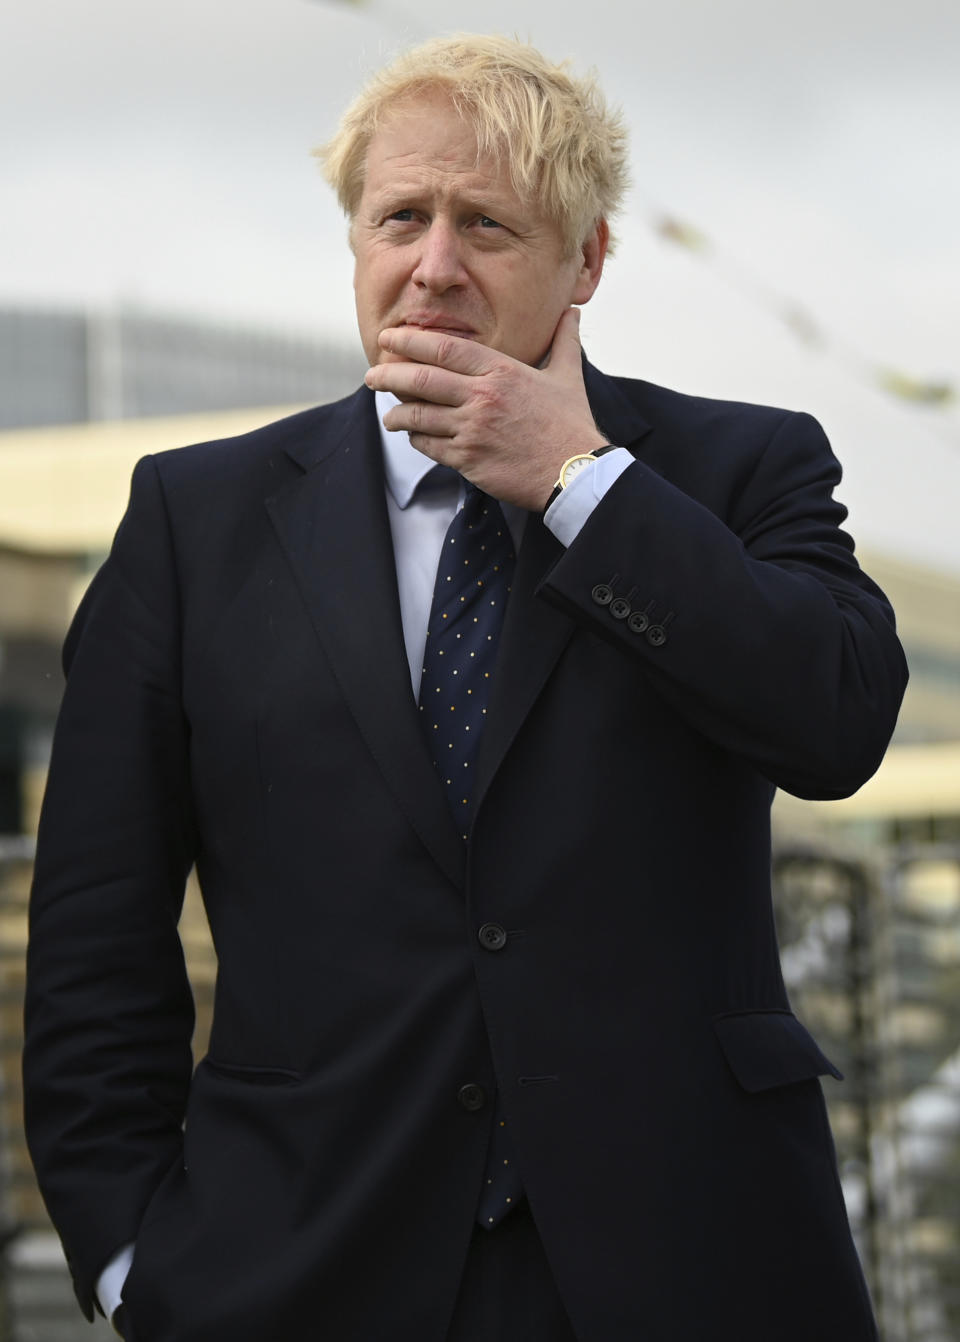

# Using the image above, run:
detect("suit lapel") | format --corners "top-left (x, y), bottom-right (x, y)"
top-left (474, 359), bottom-right (654, 814)
top-left (265, 388), bottom-right (465, 890)
top-left (264, 361), bottom-right (651, 869)
top-left (472, 515), bottom-right (570, 811)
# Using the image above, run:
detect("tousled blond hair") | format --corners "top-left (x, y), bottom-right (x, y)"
top-left (316, 34), bottom-right (629, 256)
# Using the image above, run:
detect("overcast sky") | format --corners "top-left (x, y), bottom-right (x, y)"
top-left (2, 0), bottom-right (958, 571)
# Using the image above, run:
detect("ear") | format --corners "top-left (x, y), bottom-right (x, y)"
top-left (571, 218), bottom-right (609, 305)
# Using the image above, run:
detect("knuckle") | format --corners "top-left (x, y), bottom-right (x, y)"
top-left (435, 335), bottom-right (456, 366)
top-left (412, 365), bottom-right (432, 396)
top-left (473, 383), bottom-right (499, 413)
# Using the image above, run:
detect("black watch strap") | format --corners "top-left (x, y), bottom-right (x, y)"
top-left (543, 444), bottom-right (618, 513)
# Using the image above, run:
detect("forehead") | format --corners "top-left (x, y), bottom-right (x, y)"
top-left (361, 92), bottom-right (521, 207)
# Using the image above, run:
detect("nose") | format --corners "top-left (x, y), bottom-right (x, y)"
top-left (411, 220), bottom-right (466, 293)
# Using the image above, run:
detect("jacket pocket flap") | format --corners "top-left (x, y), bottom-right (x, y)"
top-left (714, 1009), bottom-right (843, 1093)
top-left (202, 1057), bottom-right (302, 1085)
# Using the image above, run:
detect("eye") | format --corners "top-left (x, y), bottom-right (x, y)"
top-left (478, 215), bottom-right (503, 229)
top-left (387, 209), bottom-right (416, 223)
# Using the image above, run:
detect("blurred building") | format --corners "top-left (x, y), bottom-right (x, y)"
top-left (868, 556), bottom-right (960, 748)
top-left (0, 305), bottom-right (365, 429)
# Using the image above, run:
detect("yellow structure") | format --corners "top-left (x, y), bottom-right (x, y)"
top-left (0, 405), bottom-right (309, 555)
top-left (775, 741), bottom-right (960, 849)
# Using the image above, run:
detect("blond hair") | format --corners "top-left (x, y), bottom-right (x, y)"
top-left (316, 33), bottom-right (629, 255)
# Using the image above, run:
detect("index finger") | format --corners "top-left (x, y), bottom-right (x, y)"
top-left (377, 326), bottom-right (498, 375)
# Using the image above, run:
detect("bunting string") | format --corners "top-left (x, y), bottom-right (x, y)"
top-left (647, 205), bottom-right (957, 438)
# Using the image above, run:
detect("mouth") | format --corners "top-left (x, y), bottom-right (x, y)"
top-left (399, 318), bottom-right (478, 339)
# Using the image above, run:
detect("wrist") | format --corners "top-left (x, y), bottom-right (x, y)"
top-left (544, 444), bottom-right (617, 512)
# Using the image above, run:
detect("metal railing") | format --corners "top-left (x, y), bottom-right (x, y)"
top-left (774, 844), bottom-right (960, 1342)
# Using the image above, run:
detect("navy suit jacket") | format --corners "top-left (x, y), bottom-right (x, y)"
top-left (24, 362), bottom-right (906, 1341)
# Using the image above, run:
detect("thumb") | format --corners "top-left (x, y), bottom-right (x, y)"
top-left (543, 306), bottom-right (583, 373)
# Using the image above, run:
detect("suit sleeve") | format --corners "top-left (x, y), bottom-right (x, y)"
top-left (23, 455), bottom-right (197, 1319)
top-left (538, 410), bottom-right (908, 799)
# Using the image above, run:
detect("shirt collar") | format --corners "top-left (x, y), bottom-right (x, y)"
top-left (376, 389), bottom-right (451, 509)
top-left (374, 390), bottom-right (528, 551)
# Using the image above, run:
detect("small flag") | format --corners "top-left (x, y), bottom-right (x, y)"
top-left (655, 216), bottom-right (710, 252)
top-left (876, 370), bottom-right (955, 406)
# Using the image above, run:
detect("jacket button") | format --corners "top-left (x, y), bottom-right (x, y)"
top-left (591, 583), bottom-right (613, 606)
top-left (610, 597), bottom-right (631, 620)
top-left (647, 625), bottom-right (667, 647)
top-left (628, 610), bottom-right (649, 634)
top-left (478, 922), bottom-right (508, 951)
top-left (458, 1083), bottom-right (486, 1111)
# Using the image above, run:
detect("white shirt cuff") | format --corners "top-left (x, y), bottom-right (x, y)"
top-left (97, 1242), bottom-right (135, 1321)
top-left (543, 448), bottom-right (634, 548)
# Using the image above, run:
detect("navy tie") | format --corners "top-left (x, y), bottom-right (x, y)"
top-left (418, 482), bottom-right (515, 838)
top-left (417, 481), bottom-right (524, 1228)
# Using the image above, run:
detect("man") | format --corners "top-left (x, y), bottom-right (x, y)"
top-left (24, 33), bottom-right (906, 1342)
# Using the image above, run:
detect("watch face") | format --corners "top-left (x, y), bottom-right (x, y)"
top-left (560, 454), bottom-right (596, 488)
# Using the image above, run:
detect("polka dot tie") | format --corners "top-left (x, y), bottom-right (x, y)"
top-left (418, 482), bottom-right (516, 838)
top-left (418, 481), bottom-right (524, 1229)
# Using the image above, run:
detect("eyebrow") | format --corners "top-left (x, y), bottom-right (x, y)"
top-left (364, 183), bottom-right (524, 224)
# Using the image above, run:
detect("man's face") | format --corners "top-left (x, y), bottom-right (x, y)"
top-left (352, 92), bottom-right (603, 368)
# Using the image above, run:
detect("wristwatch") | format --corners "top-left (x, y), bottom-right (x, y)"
top-left (544, 445), bottom-right (617, 511)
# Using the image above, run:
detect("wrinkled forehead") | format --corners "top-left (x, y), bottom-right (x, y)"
top-left (362, 88), bottom-right (517, 194)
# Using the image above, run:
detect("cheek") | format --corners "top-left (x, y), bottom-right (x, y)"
top-left (353, 252), bottom-right (387, 306)
top-left (501, 264), bottom-right (566, 321)
top-left (495, 282), bottom-right (565, 359)
top-left (353, 270), bottom-right (377, 311)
